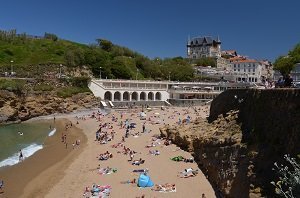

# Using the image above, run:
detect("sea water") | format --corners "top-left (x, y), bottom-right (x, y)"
top-left (0, 122), bottom-right (55, 168)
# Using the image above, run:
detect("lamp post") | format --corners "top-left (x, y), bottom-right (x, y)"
top-left (99, 67), bottom-right (102, 79)
top-left (168, 72), bottom-right (171, 81)
top-left (59, 64), bottom-right (62, 78)
top-left (136, 68), bottom-right (139, 80)
top-left (10, 60), bottom-right (13, 75)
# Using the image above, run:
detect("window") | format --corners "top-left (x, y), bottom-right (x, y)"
top-left (238, 64), bottom-right (240, 68)
top-left (234, 64), bottom-right (236, 68)
top-left (253, 69), bottom-right (255, 72)
top-left (238, 69), bottom-right (240, 72)
top-left (248, 69), bottom-right (251, 72)
top-left (234, 69), bottom-right (236, 71)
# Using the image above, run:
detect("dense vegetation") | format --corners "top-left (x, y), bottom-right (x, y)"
top-left (0, 29), bottom-right (195, 81)
top-left (274, 43), bottom-right (300, 76)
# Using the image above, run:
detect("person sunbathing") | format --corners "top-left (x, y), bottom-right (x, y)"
top-left (121, 178), bottom-right (136, 184)
top-left (132, 158), bottom-right (145, 166)
top-left (149, 150), bottom-right (160, 155)
top-left (178, 168), bottom-right (199, 177)
top-left (145, 142), bottom-right (156, 148)
top-left (152, 183), bottom-right (176, 192)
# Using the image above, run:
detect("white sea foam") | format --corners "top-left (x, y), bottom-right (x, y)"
top-left (0, 143), bottom-right (43, 168)
top-left (48, 128), bottom-right (56, 136)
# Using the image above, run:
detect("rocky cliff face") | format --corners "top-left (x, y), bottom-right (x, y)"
top-left (160, 89), bottom-right (300, 197)
top-left (0, 90), bottom-right (100, 124)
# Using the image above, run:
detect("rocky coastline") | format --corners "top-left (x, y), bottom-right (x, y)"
top-left (0, 90), bottom-right (100, 125)
top-left (161, 89), bottom-right (300, 197)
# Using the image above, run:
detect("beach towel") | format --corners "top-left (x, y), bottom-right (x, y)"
top-left (152, 184), bottom-right (176, 193)
top-left (171, 156), bottom-right (184, 161)
top-left (98, 168), bottom-right (117, 175)
top-left (133, 169), bottom-right (148, 173)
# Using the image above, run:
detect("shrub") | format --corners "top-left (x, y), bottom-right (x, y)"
top-left (33, 83), bottom-right (54, 91)
top-left (0, 79), bottom-right (25, 93)
top-left (56, 86), bottom-right (90, 98)
top-left (271, 154), bottom-right (300, 197)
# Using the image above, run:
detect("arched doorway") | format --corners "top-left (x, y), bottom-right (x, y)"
top-left (123, 92), bottom-right (129, 101)
top-left (155, 92), bottom-right (161, 100)
top-left (114, 91), bottom-right (121, 101)
top-left (104, 91), bottom-right (112, 101)
top-left (140, 92), bottom-right (146, 101)
top-left (148, 92), bottom-right (154, 100)
top-left (132, 92), bottom-right (138, 101)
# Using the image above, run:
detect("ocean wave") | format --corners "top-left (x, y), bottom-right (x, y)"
top-left (0, 143), bottom-right (43, 168)
top-left (48, 128), bottom-right (56, 136)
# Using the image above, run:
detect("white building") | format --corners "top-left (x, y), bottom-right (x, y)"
top-left (230, 59), bottom-right (263, 83)
top-left (187, 36), bottom-right (221, 59)
top-left (89, 79), bottom-right (253, 107)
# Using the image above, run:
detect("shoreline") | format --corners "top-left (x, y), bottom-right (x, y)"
top-left (0, 118), bottom-right (87, 198)
top-left (0, 105), bottom-right (215, 198)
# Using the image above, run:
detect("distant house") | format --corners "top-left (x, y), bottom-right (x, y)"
top-left (230, 59), bottom-right (263, 83)
top-left (289, 63), bottom-right (300, 83)
top-left (187, 36), bottom-right (221, 59)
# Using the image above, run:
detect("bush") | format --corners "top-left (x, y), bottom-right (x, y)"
top-left (33, 83), bottom-right (54, 91)
top-left (0, 79), bottom-right (25, 93)
top-left (56, 86), bottom-right (90, 98)
top-left (271, 154), bottom-right (300, 197)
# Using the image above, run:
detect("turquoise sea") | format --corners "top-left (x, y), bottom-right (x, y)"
top-left (0, 121), bottom-right (55, 168)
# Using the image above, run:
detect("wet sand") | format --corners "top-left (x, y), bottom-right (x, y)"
top-left (0, 119), bottom-right (87, 198)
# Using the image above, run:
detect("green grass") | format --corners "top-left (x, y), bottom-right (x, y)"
top-left (0, 79), bottom-right (26, 92)
top-left (33, 83), bottom-right (54, 91)
top-left (56, 86), bottom-right (91, 98)
top-left (0, 38), bottom-right (88, 66)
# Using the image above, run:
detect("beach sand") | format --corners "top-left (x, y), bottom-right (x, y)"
top-left (0, 105), bottom-right (215, 198)
top-left (0, 119), bottom-right (87, 198)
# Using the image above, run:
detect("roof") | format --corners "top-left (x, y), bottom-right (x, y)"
top-left (232, 59), bottom-right (258, 63)
top-left (188, 36), bottom-right (221, 46)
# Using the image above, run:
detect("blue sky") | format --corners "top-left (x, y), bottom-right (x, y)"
top-left (1, 0), bottom-right (299, 61)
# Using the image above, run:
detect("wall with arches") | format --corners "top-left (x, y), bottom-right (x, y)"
top-left (102, 90), bottom-right (168, 102)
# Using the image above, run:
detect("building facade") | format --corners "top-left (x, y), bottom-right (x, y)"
top-left (230, 59), bottom-right (263, 83)
top-left (187, 36), bottom-right (221, 59)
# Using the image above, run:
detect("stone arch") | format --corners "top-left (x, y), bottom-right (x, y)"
top-left (132, 92), bottom-right (138, 101)
top-left (140, 92), bottom-right (146, 101)
top-left (148, 92), bottom-right (154, 100)
top-left (114, 91), bottom-right (121, 101)
top-left (123, 91), bottom-right (129, 101)
top-left (155, 92), bottom-right (161, 100)
top-left (104, 91), bottom-right (112, 101)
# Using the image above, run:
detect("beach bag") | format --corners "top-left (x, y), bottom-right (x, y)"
top-left (137, 174), bottom-right (154, 187)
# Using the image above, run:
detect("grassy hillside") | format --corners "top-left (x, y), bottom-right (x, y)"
top-left (0, 30), bottom-right (195, 81)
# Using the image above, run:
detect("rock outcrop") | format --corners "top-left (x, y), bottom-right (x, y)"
top-left (0, 90), bottom-right (100, 124)
top-left (161, 89), bottom-right (300, 197)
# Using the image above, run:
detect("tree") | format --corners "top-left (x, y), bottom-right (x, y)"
top-left (273, 56), bottom-right (295, 76)
top-left (194, 57), bottom-right (216, 67)
top-left (96, 39), bottom-right (113, 51)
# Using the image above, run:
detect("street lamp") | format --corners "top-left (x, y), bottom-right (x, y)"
top-left (10, 60), bottom-right (14, 75)
top-left (168, 72), bottom-right (171, 81)
top-left (99, 67), bottom-right (102, 79)
top-left (136, 68), bottom-right (139, 80)
top-left (59, 64), bottom-right (62, 78)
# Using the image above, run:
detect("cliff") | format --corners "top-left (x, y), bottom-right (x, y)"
top-left (160, 89), bottom-right (300, 197)
top-left (0, 90), bottom-right (100, 124)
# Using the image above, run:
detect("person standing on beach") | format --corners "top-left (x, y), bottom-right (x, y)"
top-left (19, 150), bottom-right (23, 162)
top-left (142, 123), bottom-right (146, 133)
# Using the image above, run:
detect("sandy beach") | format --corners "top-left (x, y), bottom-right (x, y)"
top-left (0, 105), bottom-right (215, 198)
